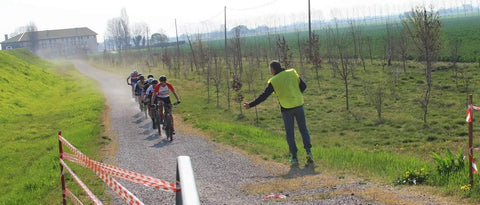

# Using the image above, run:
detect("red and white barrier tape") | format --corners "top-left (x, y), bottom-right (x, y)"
top-left (466, 105), bottom-right (480, 122)
top-left (95, 168), bottom-right (144, 205)
top-left (65, 188), bottom-right (84, 205)
top-left (60, 159), bottom-right (103, 205)
top-left (62, 149), bottom-right (178, 192)
top-left (264, 193), bottom-right (288, 199)
top-left (59, 133), bottom-right (180, 205)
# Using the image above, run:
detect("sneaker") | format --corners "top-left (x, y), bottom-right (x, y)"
top-left (172, 130), bottom-right (176, 135)
top-left (306, 152), bottom-right (314, 163)
top-left (289, 157), bottom-right (299, 163)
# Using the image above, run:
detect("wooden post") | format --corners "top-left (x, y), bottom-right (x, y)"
top-left (58, 131), bottom-right (67, 205)
top-left (469, 94), bottom-right (474, 186)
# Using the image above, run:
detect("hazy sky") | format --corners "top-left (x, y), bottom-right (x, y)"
top-left (0, 0), bottom-right (465, 41)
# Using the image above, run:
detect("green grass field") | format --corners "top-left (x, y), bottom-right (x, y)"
top-left (90, 54), bottom-right (480, 201)
top-left (0, 49), bottom-right (108, 204)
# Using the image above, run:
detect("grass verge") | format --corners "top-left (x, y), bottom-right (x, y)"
top-left (0, 49), bottom-right (108, 204)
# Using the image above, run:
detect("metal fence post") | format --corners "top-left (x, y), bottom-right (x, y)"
top-left (469, 94), bottom-right (474, 186)
top-left (58, 131), bottom-right (67, 205)
top-left (175, 156), bottom-right (200, 205)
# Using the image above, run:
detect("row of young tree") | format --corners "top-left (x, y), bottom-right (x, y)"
top-left (101, 6), bottom-right (473, 125)
top-left (104, 8), bottom-right (168, 52)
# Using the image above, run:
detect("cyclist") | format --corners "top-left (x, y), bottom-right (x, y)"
top-left (127, 70), bottom-right (141, 96)
top-left (144, 78), bottom-right (158, 128)
top-left (151, 75), bottom-right (181, 134)
top-left (134, 75), bottom-right (146, 106)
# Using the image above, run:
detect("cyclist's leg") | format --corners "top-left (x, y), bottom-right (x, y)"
top-left (157, 98), bottom-right (165, 122)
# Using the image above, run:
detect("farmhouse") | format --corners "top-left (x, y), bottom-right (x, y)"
top-left (1, 27), bottom-right (98, 58)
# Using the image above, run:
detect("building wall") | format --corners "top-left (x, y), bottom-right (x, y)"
top-left (2, 35), bottom-right (98, 58)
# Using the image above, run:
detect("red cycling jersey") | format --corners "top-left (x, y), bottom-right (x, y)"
top-left (153, 82), bottom-right (175, 98)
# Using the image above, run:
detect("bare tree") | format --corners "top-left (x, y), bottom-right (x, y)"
top-left (120, 8), bottom-right (131, 50)
top-left (185, 34), bottom-right (199, 73)
top-left (231, 27), bottom-right (243, 78)
top-left (26, 22), bottom-right (38, 53)
top-left (402, 6), bottom-right (443, 124)
top-left (131, 22), bottom-right (148, 48)
top-left (276, 36), bottom-right (293, 69)
top-left (384, 21), bottom-right (395, 67)
top-left (333, 19), bottom-right (354, 111)
top-left (306, 32), bottom-right (322, 87)
top-left (363, 81), bottom-right (386, 123)
top-left (449, 38), bottom-right (462, 88)
top-left (397, 25), bottom-right (409, 73)
top-left (106, 8), bottom-right (131, 56)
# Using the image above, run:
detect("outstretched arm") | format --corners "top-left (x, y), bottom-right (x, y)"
top-left (243, 83), bottom-right (274, 109)
top-left (172, 91), bottom-right (180, 103)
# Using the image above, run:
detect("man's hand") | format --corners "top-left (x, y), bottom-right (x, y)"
top-left (243, 102), bottom-right (250, 109)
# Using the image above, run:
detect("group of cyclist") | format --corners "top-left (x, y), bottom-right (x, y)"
top-left (127, 70), bottom-right (181, 135)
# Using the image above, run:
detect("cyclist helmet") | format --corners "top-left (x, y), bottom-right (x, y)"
top-left (133, 70), bottom-right (138, 74)
top-left (147, 78), bottom-right (154, 84)
top-left (139, 75), bottom-right (145, 80)
top-left (147, 74), bottom-right (154, 79)
top-left (151, 80), bottom-right (158, 84)
top-left (159, 75), bottom-right (167, 82)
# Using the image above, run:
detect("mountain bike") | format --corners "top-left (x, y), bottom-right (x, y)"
top-left (152, 104), bottom-right (162, 136)
top-left (152, 101), bottom-right (179, 141)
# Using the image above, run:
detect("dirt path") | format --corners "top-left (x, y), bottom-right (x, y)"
top-left (73, 61), bottom-right (462, 205)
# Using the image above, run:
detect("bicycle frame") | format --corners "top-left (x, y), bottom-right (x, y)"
top-left (154, 101), bottom-right (174, 141)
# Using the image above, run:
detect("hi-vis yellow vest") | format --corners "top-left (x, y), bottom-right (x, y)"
top-left (268, 69), bottom-right (304, 109)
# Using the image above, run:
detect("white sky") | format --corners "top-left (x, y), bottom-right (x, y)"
top-left (0, 0), bottom-right (468, 41)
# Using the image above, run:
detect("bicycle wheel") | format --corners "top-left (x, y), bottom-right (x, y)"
top-left (143, 104), bottom-right (148, 118)
top-left (156, 109), bottom-right (162, 136)
top-left (164, 113), bottom-right (173, 141)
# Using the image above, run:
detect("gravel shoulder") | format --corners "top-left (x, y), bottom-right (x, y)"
top-left (73, 61), bottom-right (467, 205)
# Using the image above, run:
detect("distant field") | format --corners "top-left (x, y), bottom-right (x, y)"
top-left (0, 49), bottom-right (107, 204)
top-left (171, 14), bottom-right (480, 62)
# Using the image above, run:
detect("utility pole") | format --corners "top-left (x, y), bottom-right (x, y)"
top-left (224, 6), bottom-right (231, 110)
top-left (308, 0), bottom-right (312, 58)
top-left (175, 18), bottom-right (180, 77)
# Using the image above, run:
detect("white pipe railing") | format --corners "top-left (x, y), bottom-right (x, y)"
top-left (175, 156), bottom-right (200, 205)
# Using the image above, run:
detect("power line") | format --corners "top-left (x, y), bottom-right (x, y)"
top-left (227, 0), bottom-right (281, 11)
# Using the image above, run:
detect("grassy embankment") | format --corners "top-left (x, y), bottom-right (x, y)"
top-left (0, 49), bottom-right (109, 204)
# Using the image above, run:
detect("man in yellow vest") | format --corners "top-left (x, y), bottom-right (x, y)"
top-left (244, 60), bottom-right (313, 164)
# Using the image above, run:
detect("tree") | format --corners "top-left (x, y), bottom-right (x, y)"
top-left (363, 81), bottom-right (386, 122)
top-left (397, 25), bottom-right (409, 73)
top-left (305, 32), bottom-right (322, 87)
top-left (402, 6), bottom-right (442, 124)
top-left (384, 21), bottom-right (395, 67)
top-left (333, 19), bottom-right (355, 112)
top-left (449, 38), bottom-right (462, 88)
top-left (26, 22), bottom-right (38, 53)
top-left (131, 22), bottom-right (148, 48)
top-left (276, 36), bottom-right (293, 69)
top-left (120, 8), bottom-right (131, 49)
top-left (106, 8), bottom-right (131, 53)
top-left (150, 33), bottom-right (168, 45)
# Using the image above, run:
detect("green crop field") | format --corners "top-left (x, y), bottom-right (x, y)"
top-left (0, 49), bottom-right (108, 204)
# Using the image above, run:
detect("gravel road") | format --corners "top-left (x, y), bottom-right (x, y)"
top-left (73, 61), bottom-right (450, 205)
